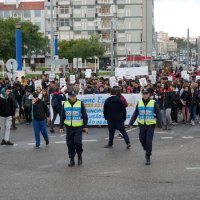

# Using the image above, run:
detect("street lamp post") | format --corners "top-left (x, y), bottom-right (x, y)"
top-left (15, 22), bottom-right (22, 71)
top-left (50, 0), bottom-right (55, 73)
top-left (110, 20), bottom-right (114, 76)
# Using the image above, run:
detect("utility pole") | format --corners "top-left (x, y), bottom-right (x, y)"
top-left (110, 20), bottom-right (114, 76)
top-left (50, 0), bottom-right (55, 73)
top-left (187, 28), bottom-right (190, 71)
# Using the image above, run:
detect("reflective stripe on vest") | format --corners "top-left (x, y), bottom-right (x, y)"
top-left (137, 100), bottom-right (156, 125)
top-left (64, 100), bottom-right (83, 127)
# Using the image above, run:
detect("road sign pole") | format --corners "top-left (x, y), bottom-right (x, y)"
top-left (16, 28), bottom-right (22, 71)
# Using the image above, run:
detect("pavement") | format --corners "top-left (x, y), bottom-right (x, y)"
top-left (0, 123), bottom-right (200, 200)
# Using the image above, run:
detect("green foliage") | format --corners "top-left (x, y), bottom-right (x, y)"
top-left (0, 18), bottom-right (50, 61)
top-left (169, 37), bottom-right (196, 49)
top-left (59, 35), bottom-right (105, 62)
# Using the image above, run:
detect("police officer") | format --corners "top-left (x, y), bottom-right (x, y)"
top-left (129, 88), bottom-right (162, 165)
top-left (60, 91), bottom-right (88, 167)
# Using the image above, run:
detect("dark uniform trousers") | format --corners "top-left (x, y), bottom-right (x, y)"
top-left (139, 125), bottom-right (155, 157)
top-left (66, 126), bottom-right (83, 159)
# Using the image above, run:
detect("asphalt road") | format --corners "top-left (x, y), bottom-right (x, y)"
top-left (0, 123), bottom-right (200, 200)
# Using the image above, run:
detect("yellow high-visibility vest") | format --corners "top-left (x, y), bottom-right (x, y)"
top-left (137, 100), bottom-right (156, 125)
top-left (64, 100), bottom-right (83, 127)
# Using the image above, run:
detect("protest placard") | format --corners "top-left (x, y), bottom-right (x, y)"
top-left (60, 78), bottom-right (66, 88)
top-left (34, 80), bottom-right (42, 89)
top-left (139, 78), bottom-right (147, 87)
top-left (70, 75), bottom-right (76, 84)
top-left (85, 69), bottom-right (92, 78)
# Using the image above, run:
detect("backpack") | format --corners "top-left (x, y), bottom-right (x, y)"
top-left (51, 95), bottom-right (59, 110)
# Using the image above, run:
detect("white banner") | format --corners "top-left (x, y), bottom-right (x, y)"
top-left (115, 67), bottom-right (148, 78)
top-left (51, 94), bottom-right (142, 125)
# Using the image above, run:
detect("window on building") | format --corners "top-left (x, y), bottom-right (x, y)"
top-left (24, 11), bottom-right (31, 18)
top-left (59, 18), bottom-right (70, 27)
top-left (0, 11), bottom-right (3, 18)
top-left (60, 5), bottom-right (69, 14)
top-left (4, 11), bottom-right (10, 18)
top-left (35, 10), bottom-right (41, 17)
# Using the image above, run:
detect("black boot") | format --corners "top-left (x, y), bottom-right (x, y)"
top-left (78, 155), bottom-right (82, 166)
top-left (145, 155), bottom-right (151, 165)
top-left (104, 144), bottom-right (113, 148)
top-left (68, 158), bottom-right (75, 167)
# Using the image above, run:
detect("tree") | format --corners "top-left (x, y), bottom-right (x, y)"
top-left (0, 18), bottom-right (50, 62)
top-left (169, 37), bottom-right (196, 49)
top-left (59, 36), bottom-right (105, 62)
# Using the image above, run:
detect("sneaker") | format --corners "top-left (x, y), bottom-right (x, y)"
top-left (68, 158), bottom-right (75, 167)
top-left (191, 120), bottom-right (195, 126)
top-left (0, 139), bottom-right (6, 145)
top-left (127, 143), bottom-right (131, 149)
top-left (35, 144), bottom-right (40, 149)
top-left (5, 141), bottom-right (14, 145)
top-left (104, 144), bottom-right (113, 149)
top-left (78, 156), bottom-right (82, 166)
top-left (146, 158), bottom-right (151, 165)
top-left (11, 126), bottom-right (17, 130)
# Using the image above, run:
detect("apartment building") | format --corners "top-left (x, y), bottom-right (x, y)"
top-left (0, 0), bottom-right (45, 33)
top-left (45, 0), bottom-right (155, 59)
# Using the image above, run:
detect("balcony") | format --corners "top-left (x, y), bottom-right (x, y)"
top-left (73, 0), bottom-right (81, 5)
top-left (97, 0), bottom-right (113, 4)
top-left (58, 0), bottom-right (70, 5)
top-left (97, 12), bottom-right (114, 17)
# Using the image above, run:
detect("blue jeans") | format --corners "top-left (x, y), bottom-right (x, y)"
top-left (33, 120), bottom-right (49, 146)
top-left (189, 105), bottom-right (197, 121)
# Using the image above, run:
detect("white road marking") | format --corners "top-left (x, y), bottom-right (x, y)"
top-left (27, 143), bottom-right (35, 145)
top-left (182, 136), bottom-right (194, 139)
top-left (60, 134), bottom-right (66, 137)
top-left (49, 136), bottom-right (56, 138)
top-left (186, 167), bottom-right (200, 170)
top-left (83, 140), bottom-right (97, 142)
top-left (127, 127), bottom-right (138, 133)
top-left (155, 131), bottom-right (168, 134)
top-left (161, 137), bottom-right (173, 139)
top-left (54, 141), bottom-right (65, 144)
top-left (39, 164), bottom-right (53, 169)
top-left (14, 144), bottom-right (18, 147)
top-left (103, 171), bottom-right (121, 174)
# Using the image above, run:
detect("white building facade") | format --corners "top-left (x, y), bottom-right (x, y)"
top-left (45, 0), bottom-right (155, 58)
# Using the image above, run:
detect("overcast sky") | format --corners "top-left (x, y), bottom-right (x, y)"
top-left (154, 0), bottom-right (200, 37)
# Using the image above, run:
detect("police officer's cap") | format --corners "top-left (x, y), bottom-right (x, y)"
top-left (68, 90), bottom-right (77, 96)
top-left (142, 88), bottom-right (150, 94)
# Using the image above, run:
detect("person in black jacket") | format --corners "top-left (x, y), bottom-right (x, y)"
top-left (103, 88), bottom-right (131, 149)
top-left (59, 91), bottom-right (88, 167)
top-left (170, 84), bottom-right (180, 124)
top-left (188, 87), bottom-right (198, 125)
top-left (129, 88), bottom-right (162, 165)
top-left (50, 87), bottom-right (66, 133)
top-left (32, 92), bottom-right (50, 148)
top-left (0, 87), bottom-right (15, 145)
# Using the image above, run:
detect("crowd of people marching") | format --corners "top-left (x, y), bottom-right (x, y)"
top-left (1, 66), bottom-right (200, 145)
